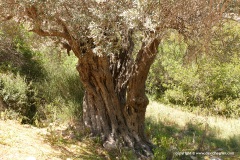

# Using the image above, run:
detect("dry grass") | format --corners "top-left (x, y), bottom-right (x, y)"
top-left (0, 120), bottom-right (108, 160)
top-left (0, 120), bottom-right (60, 160)
top-left (146, 101), bottom-right (240, 139)
top-left (146, 101), bottom-right (240, 159)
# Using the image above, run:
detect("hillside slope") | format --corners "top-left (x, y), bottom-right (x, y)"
top-left (147, 101), bottom-right (240, 139)
top-left (0, 120), bottom-right (61, 160)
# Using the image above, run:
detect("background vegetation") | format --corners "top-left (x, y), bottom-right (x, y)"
top-left (0, 22), bottom-right (83, 125)
top-left (147, 20), bottom-right (240, 118)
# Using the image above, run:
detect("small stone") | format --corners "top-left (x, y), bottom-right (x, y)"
top-left (103, 140), bottom-right (117, 150)
top-left (215, 148), bottom-right (223, 152)
top-left (190, 156), bottom-right (198, 160)
top-left (209, 156), bottom-right (222, 160)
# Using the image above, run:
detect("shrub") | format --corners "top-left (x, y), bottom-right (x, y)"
top-left (147, 21), bottom-right (240, 117)
top-left (0, 72), bottom-right (39, 123)
top-left (0, 22), bottom-right (47, 82)
top-left (14, 38), bottom-right (47, 82)
top-left (0, 73), bottom-right (28, 112)
top-left (0, 23), bottom-right (84, 124)
top-left (34, 51), bottom-right (84, 122)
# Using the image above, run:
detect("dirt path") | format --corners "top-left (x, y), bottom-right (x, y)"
top-left (0, 119), bottom-right (108, 160)
top-left (0, 120), bottom-right (62, 160)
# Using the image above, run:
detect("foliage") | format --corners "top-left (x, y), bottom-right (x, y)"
top-left (145, 118), bottom-right (240, 160)
top-left (36, 51), bottom-right (84, 122)
top-left (0, 72), bottom-right (38, 123)
top-left (0, 23), bottom-right (83, 125)
top-left (15, 38), bottom-right (47, 82)
top-left (147, 30), bottom-right (187, 98)
top-left (0, 49), bottom-right (84, 125)
top-left (0, 22), bottom-right (47, 82)
top-left (0, 73), bottom-right (27, 111)
top-left (147, 21), bottom-right (240, 118)
top-left (0, 24), bottom-right (47, 124)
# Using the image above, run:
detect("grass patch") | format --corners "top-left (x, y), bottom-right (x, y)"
top-left (146, 101), bottom-right (240, 160)
top-left (34, 52), bottom-right (84, 125)
top-left (42, 120), bottom-right (110, 160)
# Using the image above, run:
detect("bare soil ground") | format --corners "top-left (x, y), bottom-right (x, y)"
top-left (0, 120), bottom-right (108, 160)
top-left (0, 120), bottom-right (61, 160)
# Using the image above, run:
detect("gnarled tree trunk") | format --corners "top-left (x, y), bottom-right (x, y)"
top-left (75, 39), bottom-right (160, 158)
top-left (2, 0), bottom-right (231, 159)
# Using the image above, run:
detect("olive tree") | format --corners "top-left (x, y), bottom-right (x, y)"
top-left (0, 0), bottom-right (236, 158)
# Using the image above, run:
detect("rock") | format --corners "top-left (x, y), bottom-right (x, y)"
top-left (103, 136), bottom-right (118, 150)
top-left (215, 148), bottom-right (223, 152)
top-left (190, 156), bottom-right (198, 160)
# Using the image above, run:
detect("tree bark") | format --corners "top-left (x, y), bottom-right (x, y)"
top-left (75, 38), bottom-right (159, 159)
top-left (29, 14), bottom-right (160, 157)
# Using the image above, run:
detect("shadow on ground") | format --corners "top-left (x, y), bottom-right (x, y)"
top-left (145, 117), bottom-right (240, 160)
top-left (43, 117), bottom-right (239, 160)
top-left (43, 122), bottom-right (110, 160)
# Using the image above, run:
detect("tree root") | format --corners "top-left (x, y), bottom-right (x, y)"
top-left (103, 134), bottom-right (154, 159)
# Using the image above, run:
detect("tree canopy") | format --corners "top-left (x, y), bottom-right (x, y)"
top-left (1, 0), bottom-right (236, 57)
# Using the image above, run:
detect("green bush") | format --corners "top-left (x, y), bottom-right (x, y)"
top-left (147, 21), bottom-right (240, 117)
top-left (34, 51), bottom-right (84, 123)
top-left (12, 36), bottom-right (47, 82)
top-left (0, 72), bottom-right (39, 123)
top-left (0, 73), bottom-right (28, 112)
top-left (0, 25), bottom-right (47, 82)
top-left (1, 23), bottom-right (83, 124)
top-left (0, 49), bottom-right (84, 124)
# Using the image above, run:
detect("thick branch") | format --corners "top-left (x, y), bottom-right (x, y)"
top-left (25, 5), bottom-right (83, 57)
top-left (126, 38), bottom-right (160, 108)
top-left (26, 6), bottom-right (72, 41)
top-left (56, 17), bottom-right (73, 40)
top-left (30, 28), bottom-right (69, 39)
